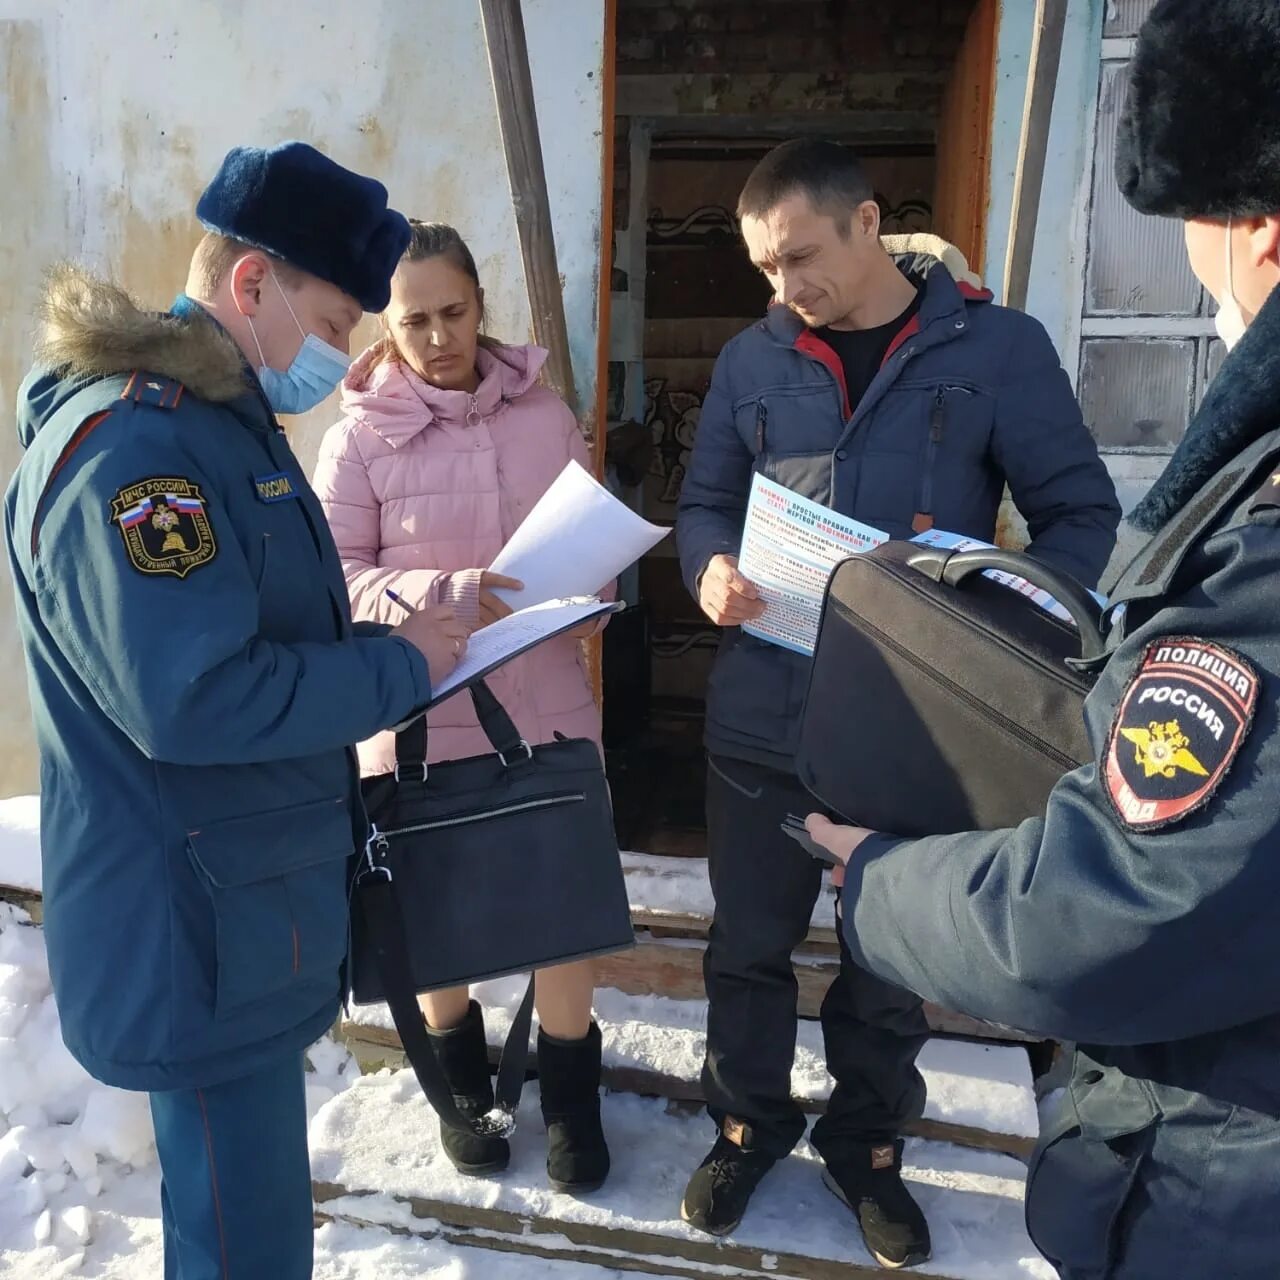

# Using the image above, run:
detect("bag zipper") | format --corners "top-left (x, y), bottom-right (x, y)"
top-left (382, 792), bottom-right (585, 839)
top-left (842, 604), bottom-right (1083, 770)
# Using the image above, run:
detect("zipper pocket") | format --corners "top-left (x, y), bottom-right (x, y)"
top-left (841, 603), bottom-right (1082, 771)
top-left (756, 400), bottom-right (768, 454)
top-left (914, 388), bottom-right (947, 532)
top-left (382, 792), bottom-right (585, 838)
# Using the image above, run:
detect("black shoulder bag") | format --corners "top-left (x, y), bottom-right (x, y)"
top-left (351, 680), bottom-right (633, 1136)
top-left (798, 542), bottom-right (1107, 837)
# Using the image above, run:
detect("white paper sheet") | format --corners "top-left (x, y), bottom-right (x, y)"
top-left (427, 597), bottom-right (616, 705)
top-left (488, 460), bottom-right (668, 608)
top-left (736, 473), bottom-right (1108, 656)
top-left (737, 474), bottom-right (888, 655)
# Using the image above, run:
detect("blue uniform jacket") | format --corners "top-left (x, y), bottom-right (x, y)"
top-left (3, 268), bottom-right (432, 1091)
top-left (676, 254), bottom-right (1121, 772)
top-left (840, 292), bottom-right (1280, 1278)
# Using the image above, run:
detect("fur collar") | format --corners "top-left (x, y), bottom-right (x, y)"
top-left (1130, 285), bottom-right (1280, 532)
top-left (35, 264), bottom-right (249, 403)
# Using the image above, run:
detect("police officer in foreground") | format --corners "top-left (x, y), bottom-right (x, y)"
top-left (4, 143), bottom-right (468, 1279)
top-left (806, 2), bottom-right (1280, 1275)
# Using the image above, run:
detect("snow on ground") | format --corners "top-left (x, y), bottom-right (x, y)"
top-left (0, 902), bottom-right (387, 1278)
top-left (312, 1068), bottom-right (1054, 1280)
top-left (350, 974), bottom-right (1040, 1139)
top-left (0, 798), bottom-right (40, 894)
top-left (0, 801), bottom-right (1046, 1277)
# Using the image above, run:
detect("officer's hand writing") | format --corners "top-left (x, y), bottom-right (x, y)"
top-left (393, 605), bottom-right (469, 680)
top-left (699, 554), bottom-right (765, 626)
top-left (476, 573), bottom-right (524, 629)
top-left (805, 814), bottom-right (877, 890)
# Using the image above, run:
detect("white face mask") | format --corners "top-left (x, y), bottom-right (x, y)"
top-left (246, 272), bottom-right (352, 415)
top-left (1214, 219), bottom-right (1249, 351)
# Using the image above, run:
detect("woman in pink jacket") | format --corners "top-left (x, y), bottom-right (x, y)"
top-left (314, 222), bottom-right (610, 1193)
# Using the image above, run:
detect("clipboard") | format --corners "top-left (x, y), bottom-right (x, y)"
top-left (425, 597), bottom-right (623, 709)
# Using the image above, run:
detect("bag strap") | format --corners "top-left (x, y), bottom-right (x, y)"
top-left (394, 679), bottom-right (530, 779)
top-left (355, 867), bottom-right (535, 1137)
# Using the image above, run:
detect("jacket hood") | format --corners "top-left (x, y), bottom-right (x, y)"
top-left (17, 264), bottom-right (249, 447)
top-left (338, 341), bottom-right (549, 446)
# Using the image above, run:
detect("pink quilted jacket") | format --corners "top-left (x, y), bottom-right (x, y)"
top-left (313, 342), bottom-right (606, 773)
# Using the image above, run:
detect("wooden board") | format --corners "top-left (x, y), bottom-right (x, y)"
top-left (1, 877), bottom-right (1036, 1047)
top-left (315, 1182), bottom-right (942, 1280)
top-left (632, 908), bottom-right (840, 953)
top-left (0, 884), bottom-right (42, 923)
top-left (338, 1019), bottom-right (1035, 1162)
top-left (603, 932), bottom-right (1038, 1045)
top-left (933, 0), bottom-right (999, 273)
top-left (314, 1205), bottom-right (793, 1280)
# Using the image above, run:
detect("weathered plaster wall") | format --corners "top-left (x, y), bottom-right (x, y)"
top-left (0, 0), bottom-right (605, 796)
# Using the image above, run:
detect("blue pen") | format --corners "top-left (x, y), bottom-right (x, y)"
top-left (385, 588), bottom-right (415, 615)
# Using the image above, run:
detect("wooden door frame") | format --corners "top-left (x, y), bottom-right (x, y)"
top-left (587, 0), bottom-right (618, 702)
top-left (932, 0), bottom-right (1001, 278)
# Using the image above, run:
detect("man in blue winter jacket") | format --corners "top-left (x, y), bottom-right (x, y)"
top-left (808, 2), bottom-right (1280, 1276)
top-left (4, 143), bottom-right (468, 1279)
top-left (675, 138), bottom-right (1120, 1266)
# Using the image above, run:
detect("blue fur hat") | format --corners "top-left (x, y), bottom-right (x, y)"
top-left (1117, 0), bottom-right (1280, 219)
top-left (196, 142), bottom-right (411, 311)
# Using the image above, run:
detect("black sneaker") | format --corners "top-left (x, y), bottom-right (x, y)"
top-left (822, 1140), bottom-right (931, 1270)
top-left (680, 1131), bottom-right (777, 1237)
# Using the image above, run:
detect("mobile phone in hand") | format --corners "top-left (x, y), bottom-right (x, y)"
top-left (781, 814), bottom-right (843, 867)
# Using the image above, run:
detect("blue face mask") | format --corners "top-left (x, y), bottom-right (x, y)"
top-left (247, 273), bottom-right (352, 415)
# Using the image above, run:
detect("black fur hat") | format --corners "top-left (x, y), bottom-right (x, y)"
top-left (197, 142), bottom-right (410, 312)
top-left (1117, 0), bottom-right (1280, 219)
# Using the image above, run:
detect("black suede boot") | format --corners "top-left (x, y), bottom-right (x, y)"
top-left (822, 1139), bottom-right (931, 1270)
top-left (537, 1022), bottom-right (610, 1193)
top-left (425, 1001), bottom-right (510, 1176)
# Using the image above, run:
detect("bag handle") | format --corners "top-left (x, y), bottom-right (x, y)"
top-left (394, 679), bottom-right (530, 779)
top-left (906, 546), bottom-right (1107, 662)
top-left (355, 864), bottom-right (534, 1137)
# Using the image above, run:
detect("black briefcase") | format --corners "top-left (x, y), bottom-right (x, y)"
top-left (351, 681), bottom-right (633, 1003)
top-left (349, 681), bottom-right (634, 1136)
top-left (797, 542), bottom-right (1106, 837)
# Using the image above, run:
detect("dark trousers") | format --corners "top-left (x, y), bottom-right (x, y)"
top-left (149, 1051), bottom-right (314, 1280)
top-left (701, 755), bottom-right (929, 1161)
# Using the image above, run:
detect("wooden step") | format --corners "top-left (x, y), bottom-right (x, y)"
top-left (2, 852), bottom-right (1040, 1047)
top-left (623, 853), bottom-right (1040, 1046)
top-left (0, 884), bottom-right (42, 924)
top-left (341, 976), bottom-right (1038, 1160)
top-left (313, 1214), bottom-right (703, 1280)
top-left (624, 851), bottom-right (838, 951)
top-left (310, 1071), bottom-right (1047, 1280)
top-left (603, 930), bottom-right (1039, 1044)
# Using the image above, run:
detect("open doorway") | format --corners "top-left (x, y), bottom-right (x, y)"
top-left (602, 0), bottom-right (998, 856)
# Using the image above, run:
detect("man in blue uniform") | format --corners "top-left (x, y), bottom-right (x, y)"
top-left (808, 3), bottom-right (1280, 1276)
top-left (4, 143), bottom-right (468, 1279)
